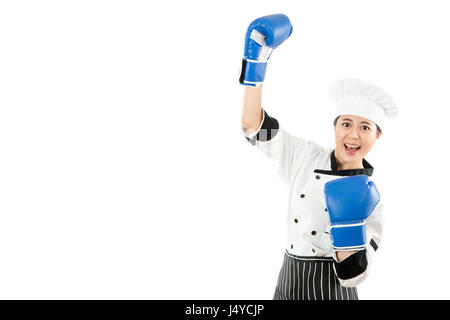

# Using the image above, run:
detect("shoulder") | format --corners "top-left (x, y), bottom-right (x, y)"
top-left (301, 141), bottom-right (332, 167)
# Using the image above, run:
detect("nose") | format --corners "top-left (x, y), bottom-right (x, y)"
top-left (347, 126), bottom-right (360, 140)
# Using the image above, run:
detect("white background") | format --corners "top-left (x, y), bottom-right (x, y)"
top-left (0, 0), bottom-right (448, 299)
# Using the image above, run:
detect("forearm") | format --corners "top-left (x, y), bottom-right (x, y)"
top-left (336, 250), bottom-right (357, 262)
top-left (241, 86), bottom-right (263, 133)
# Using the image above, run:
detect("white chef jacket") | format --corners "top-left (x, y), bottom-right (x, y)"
top-left (242, 109), bottom-right (383, 287)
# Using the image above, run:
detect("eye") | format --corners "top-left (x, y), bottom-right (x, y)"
top-left (341, 122), bottom-right (350, 128)
top-left (361, 125), bottom-right (371, 131)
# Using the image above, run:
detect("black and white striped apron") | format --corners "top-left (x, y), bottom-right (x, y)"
top-left (273, 251), bottom-right (358, 300)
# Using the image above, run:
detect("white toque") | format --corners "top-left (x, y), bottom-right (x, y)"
top-left (329, 78), bottom-right (398, 129)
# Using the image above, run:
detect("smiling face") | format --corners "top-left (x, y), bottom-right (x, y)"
top-left (334, 114), bottom-right (382, 170)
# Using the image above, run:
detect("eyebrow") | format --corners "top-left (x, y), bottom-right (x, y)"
top-left (341, 118), bottom-right (373, 126)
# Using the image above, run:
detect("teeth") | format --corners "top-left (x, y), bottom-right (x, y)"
top-left (345, 144), bottom-right (360, 149)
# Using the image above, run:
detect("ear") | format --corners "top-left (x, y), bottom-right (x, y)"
top-left (376, 130), bottom-right (383, 139)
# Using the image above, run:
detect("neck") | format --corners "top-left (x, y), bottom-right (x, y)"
top-left (334, 153), bottom-right (364, 171)
top-left (338, 162), bottom-right (364, 170)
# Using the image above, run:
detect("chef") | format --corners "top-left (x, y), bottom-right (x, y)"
top-left (239, 14), bottom-right (398, 300)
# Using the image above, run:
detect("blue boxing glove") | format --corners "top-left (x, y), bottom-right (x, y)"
top-left (324, 175), bottom-right (380, 251)
top-left (239, 14), bottom-right (293, 87)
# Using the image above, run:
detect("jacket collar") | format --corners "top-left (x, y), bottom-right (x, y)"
top-left (314, 150), bottom-right (374, 177)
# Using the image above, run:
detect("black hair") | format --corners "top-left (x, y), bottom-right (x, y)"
top-left (333, 116), bottom-right (382, 136)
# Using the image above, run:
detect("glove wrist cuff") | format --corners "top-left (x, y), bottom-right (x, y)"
top-left (239, 59), bottom-right (268, 87)
top-left (330, 222), bottom-right (367, 251)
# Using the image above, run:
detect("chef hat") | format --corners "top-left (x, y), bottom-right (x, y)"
top-left (329, 78), bottom-right (398, 129)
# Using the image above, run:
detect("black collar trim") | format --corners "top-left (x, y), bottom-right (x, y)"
top-left (313, 150), bottom-right (374, 177)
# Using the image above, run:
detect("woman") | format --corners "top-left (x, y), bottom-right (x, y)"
top-left (239, 14), bottom-right (398, 300)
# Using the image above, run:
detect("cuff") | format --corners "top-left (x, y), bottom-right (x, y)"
top-left (242, 109), bottom-right (279, 145)
top-left (333, 249), bottom-right (368, 280)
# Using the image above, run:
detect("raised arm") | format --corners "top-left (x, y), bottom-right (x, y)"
top-left (239, 14), bottom-right (292, 134)
top-left (241, 87), bottom-right (263, 134)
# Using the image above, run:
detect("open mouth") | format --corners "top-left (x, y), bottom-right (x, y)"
top-left (344, 144), bottom-right (361, 155)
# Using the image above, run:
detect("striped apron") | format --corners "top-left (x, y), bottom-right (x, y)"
top-left (273, 251), bottom-right (358, 300)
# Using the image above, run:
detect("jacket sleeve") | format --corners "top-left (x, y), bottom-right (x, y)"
top-left (332, 200), bottom-right (384, 287)
top-left (242, 109), bottom-right (313, 186)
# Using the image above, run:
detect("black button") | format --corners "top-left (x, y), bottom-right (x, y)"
top-left (300, 194), bottom-right (305, 198)
top-left (324, 208), bottom-right (328, 212)
top-left (311, 231), bottom-right (316, 235)
top-left (294, 219), bottom-right (298, 223)
top-left (312, 248), bottom-right (315, 253)
top-left (291, 244), bottom-right (294, 249)
top-left (315, 175), bottom-right (320, 180)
